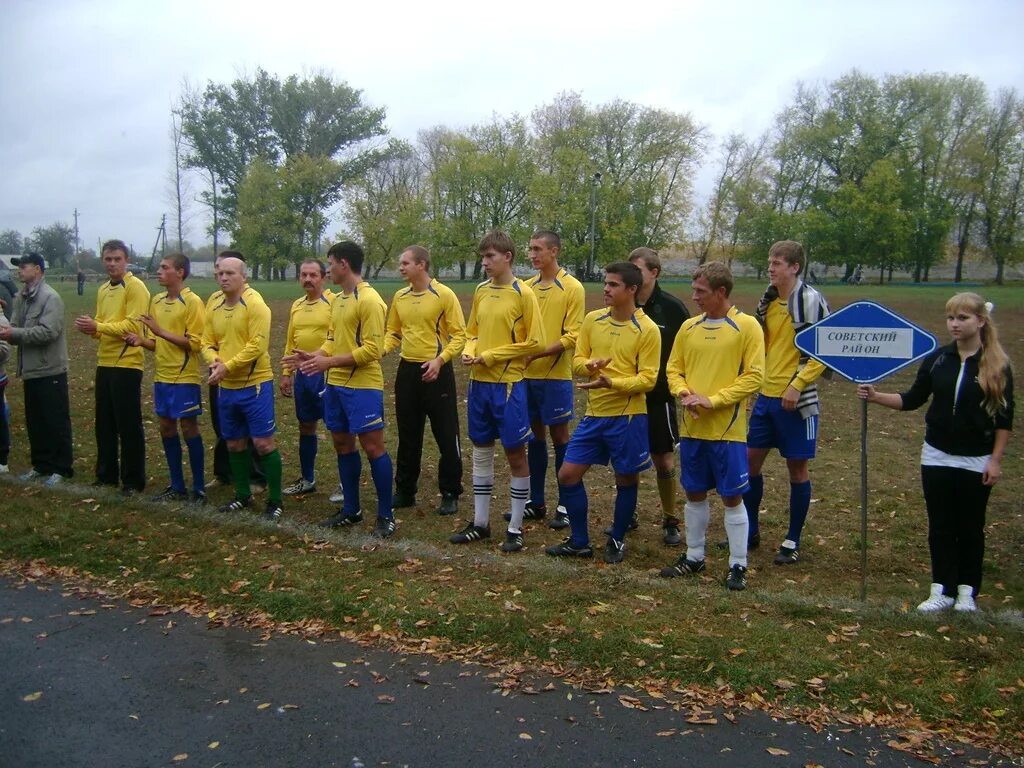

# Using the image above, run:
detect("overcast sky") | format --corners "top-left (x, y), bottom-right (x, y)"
top-left (2, 0), bottom-right (1022, 257)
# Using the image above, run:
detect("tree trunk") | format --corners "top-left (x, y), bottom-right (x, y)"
top-left (459, 260), bottom-right (467, 281)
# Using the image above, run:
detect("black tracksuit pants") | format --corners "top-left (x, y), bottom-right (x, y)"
top-left (394, 359), bottom-right (463, 498)
top-left (24, 373), bottom-right (74, 477)
top-left (920, 464), bottom-right (992, 596)
top-left (95, 366), bottom-right (145, 490)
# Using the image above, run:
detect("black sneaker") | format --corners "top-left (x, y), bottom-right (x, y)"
top-left (150, 486), bottom-right (188, 503)
top-left (604, 537), bottom-right (626, 564)
top-left (120, 487), bottom-right (138, 498)
top-left (659, 555), bottom-right (706, 578)
top-left (372, 517), bottom-right (397, 539)
top-left (262, 501), bottom-right (284, 522)
top-left (189, 491), bottom-right (208, 506)
top-left (603, 514), bottom-right (639, 537)
top-left (504, 501), bottom-right (546, 522)
top-left (393, 492), bottom-right (417, 509)
top-left (663, 525), bottom-right (682, 547)
top-left (436, 494), bottom-right (458, 516)
top-left (500, 531), bottom-right (524, 553)
top-left (725, 564), bottom-right (748, 591)
top-left (549, 505), bottom-right (570, 530)
top-left (318, 509), bottom-right (364, 528)
top-left (545, 538), bottom-right (594, 558)
top-left (773, 545), bottom-right (800, 565)
top-left (449, 523), bottom-right (490, 544)
top-left (217, 496), bottom-right (253, 513)
top-left (716, 532), bottom-right (760, 551)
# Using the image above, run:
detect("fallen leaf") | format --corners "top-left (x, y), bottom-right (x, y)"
top-left (208, 742), bottom-right (219, 750)
top-left (656, 729), bottom-right (676, 737)
top-left (728, 648), bottom-right (746, 657)
top-left (331, 661), bottom-right (347, 668)
top-left (377, 695), bottom-right (395, 704)
top-left (519, 733), bottom-right (532, 740)
top-left (22, 691), bottom-right (42, 702)
top-left (172, 755), bottom-right (188, 763)
top-left (257, 702), bottom-right (271, 710)
top-left (767, 747), bottom-right (790, 756)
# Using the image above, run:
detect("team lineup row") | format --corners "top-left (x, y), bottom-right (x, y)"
top-left (0, 233), bottom-right (1011, 606)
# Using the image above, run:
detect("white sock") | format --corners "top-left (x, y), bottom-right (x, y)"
top-left (724, 502), bottom-right (749, 567)
top-left (684, 499), bottom-right (711, 561)
top-left (472, 445), bottom-right (495, 528)
top-left (508, 476), bottom-right (530, 533)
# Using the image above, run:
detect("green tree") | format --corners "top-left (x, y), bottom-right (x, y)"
top-left (977, 89), bottom-right (1024, 285)
top-left (0, 229), bottom-right (23, 255)
top-left (233, 159), bottom-right (304, 280)
top-left (29, 222), bottom-right (75, 269)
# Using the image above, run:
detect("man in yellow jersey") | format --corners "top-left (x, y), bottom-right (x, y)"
top-left (205, 251), bottom-right (267, 491)
top-left (202, 255), bottom-right (284, 521)
top-left (74, 239), bottom-right (151, 494)
top-left (515, 230), bottom-right (584, 530)
top-left (384, 245), bottom-right (466, 516)
top-left (744, 240), bottom-right (830, 565)
top-left (660, 261), bottom-right (764, 591)
top-left (545, 262), bottom-right (660, 564)
top-left (451, 230), bottom-right (543, 553)
top-left (124, 253), bottom-right (207, 504)
top-left (287, 241), bottom-right (396, 539)
top-left (280, 259), bottom-right (333, 497)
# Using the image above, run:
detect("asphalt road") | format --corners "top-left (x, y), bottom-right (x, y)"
top-left (0, 576), bottom-right (1006, 767)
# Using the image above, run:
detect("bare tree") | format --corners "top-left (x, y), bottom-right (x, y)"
top-left (166, 109), bottom-right (195, 249)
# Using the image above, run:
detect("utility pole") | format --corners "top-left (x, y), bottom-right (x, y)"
top-left (73, 208), bottom-right (80, 267)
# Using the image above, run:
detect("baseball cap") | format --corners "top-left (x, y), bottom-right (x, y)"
top-left (11, 253), bottom-right (46, 271)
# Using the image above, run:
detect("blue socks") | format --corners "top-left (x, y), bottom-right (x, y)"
top-left (787, 480), bottom-right (811, 546)
top-left (337, 452), bottom-right (362, 514)
top-left (743, 474), bottom-right (764, 538)
top-left (559, 480), bottom-right (588, 547)
top-left (184, 435), bottom-right (205, 494)
top-left (527, 439), bottom-right (548, 506)
top-left (370, 453), bottom-right (394, 520)
top-left (611, 484), bottom-right (638, 541)
top-left (162, 436), bottom-right (185, 493)
top-left (299, 434), bottom-right (318, 483)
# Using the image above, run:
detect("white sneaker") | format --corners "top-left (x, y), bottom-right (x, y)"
top-left (0, 464), bottom-right (8, 474)
top-left (917, 583), bottom-right (955, 613)
top-left (283, 478), bottom-right (316, 496)
top-left (953, 584), bottom-right (977, 612)
top-left (44, 473), bottom-right (64, 488)
top-left (329, 484), bottom-right (344, 504)
top-left (19, 469), bottom-right (43, 482)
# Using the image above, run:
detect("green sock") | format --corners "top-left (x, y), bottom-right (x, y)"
top-left (229, 450), bottom-right (251, 499)
top-left (657, 470), bottom-right (677, 524)
top-left (259, 449), bottom-right (283, 504)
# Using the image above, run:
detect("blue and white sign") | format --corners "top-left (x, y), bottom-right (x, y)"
top-left (794, 300), bottom-right (938, 384)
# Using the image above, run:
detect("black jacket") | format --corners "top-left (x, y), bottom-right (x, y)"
top-left (900, 343), bottom-right (1014, 456)
top-left (639, 282), bottom-right (690, 401)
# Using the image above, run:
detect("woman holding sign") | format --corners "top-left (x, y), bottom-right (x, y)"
top-left (857, 293), bottom-right (1013, 613)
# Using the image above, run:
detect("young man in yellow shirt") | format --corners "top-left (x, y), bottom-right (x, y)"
top-left (125, 253), bottom-right (207, 503)
top-left (661, 262), bottom-right (765, 591)
top-left (545, 262), bottom-right (661, 564)
top-left (73, 239), bottom-right (151, 494)
top-left (384, 245), bottom-right (466, 516)
top-left (453, 230), bottom-right (543, 552)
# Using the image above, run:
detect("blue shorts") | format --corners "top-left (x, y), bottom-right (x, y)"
top-left (747, 395), bottom-right (818, 459)
top-left (679, 438), bottom-right (750, 497)
top-left (324, 385), bottom-right (385, 435)
top-left (564, 415), bottom-right (652, 474)
top-left (525, 378), bottom-right (574, 426)
top-left (219, 381), bottom-right (276, 440)
top-left (293, 370), bottom-right (325, 423)
top-left (153, 382), bottom-right (202, 420)
top-left (467, 380), bottom-right (531, 448)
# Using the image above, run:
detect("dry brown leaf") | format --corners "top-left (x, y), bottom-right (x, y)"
top-left (207, 742), bottom-right (219, 750)
top-left (22, 691), bottom-right (42, 702)
top-left (172, 755), bottom-right (188, 763)
top-left (766, 747), bottom-right (790, 756)
top-left (518, 733), bottom-right (532, 740)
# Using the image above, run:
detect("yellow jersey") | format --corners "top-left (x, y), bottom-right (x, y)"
top-left (667, 306), bottom-right (764, 442)
top-left (464, 279), bottom-right (543, 383)
top-left (321, 281), bottom-right (387, 390)
top-left (525, 268), bottom-right (585, 381)
top-left (761, 297), bottom-right (827, 397)
top-left (282, 290), bottom-right (335, 376)
top-left (574, 308), bottom-right (661, 417)
top-left (94, 272), bottom-right (151, 370)
top-left (384, 279), bottom-right (466, 363)
top-left (201, 287), bottom-right (273, 389)
top-left (146, 287), bottom-right (205, 385)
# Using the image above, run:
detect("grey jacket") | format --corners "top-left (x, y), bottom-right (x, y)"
top-left (9, 278), bottom-right (68, 379)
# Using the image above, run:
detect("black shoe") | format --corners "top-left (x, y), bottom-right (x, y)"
top-left (450, 522), bottom-right (490, 544)
top-left (120, 487), bottom-right (139, 498)
top-left (500, 531), bottom-right (524, 553)
top-left (318, 509), bottom-right (364, 528)
top-left (150, 486), bottom-right (188, 503)
top-left (504, 501), bottom-right (546, 522)
top-left (545, 538), bottom-right (594, 558)
top-left (436, 494), bottom-right (458, 516)
top-left (262, 501), bottom-right (284, 522)
top-left (663, 525), bottom-right (682, 547)
top-left (659, 555), bottom-right (706, 578)
top-left (603, 514), bottom-right (639, 537)
top-left (716, 532), bottom-right (760, 551)
top-left (189, 491), bottom-right (208, 506)
top-left (372, 517), bottom-right (397, 539)
top-left (549, 505), bottom-right (570, 530)
top-left (393, 492), bottom-right (417, 509)
top-left (604, 537), bottom-right (626, 564)
top-left (726, 563), bottom-right (748, 591)
top-left (92, 479), bottom-right (118, 488)
top-left (773, 545), bottom-right (800, 565)
top-left (217, 496), bottom-right (253, 513)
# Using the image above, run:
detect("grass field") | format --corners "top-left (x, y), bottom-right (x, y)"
top-left (2, 275), bottom-right (1022, 758)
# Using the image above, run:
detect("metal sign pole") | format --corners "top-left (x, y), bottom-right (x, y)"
top-left (860, 397), bottom-right (868, 602)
